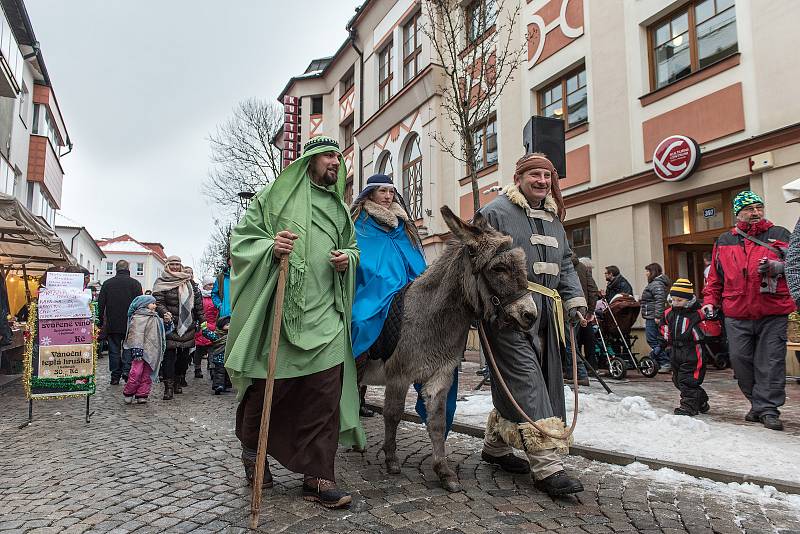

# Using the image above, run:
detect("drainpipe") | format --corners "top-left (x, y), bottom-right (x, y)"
top-left (349, 28), bottom-right (365, 191)
top-left (68, 227), bottom-right (82, 254)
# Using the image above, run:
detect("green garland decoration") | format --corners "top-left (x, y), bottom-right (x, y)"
top-left (23, 299), bottom-right (99, 400)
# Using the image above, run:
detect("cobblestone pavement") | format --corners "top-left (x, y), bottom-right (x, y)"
top-left (1, 365), bottom-right (799, 533)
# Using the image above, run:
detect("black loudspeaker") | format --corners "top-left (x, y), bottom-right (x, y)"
top-left (522, 116), bottom-right (566, 178)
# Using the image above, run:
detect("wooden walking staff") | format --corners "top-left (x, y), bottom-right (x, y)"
top-left (249, 255), bottom-right (289, 529)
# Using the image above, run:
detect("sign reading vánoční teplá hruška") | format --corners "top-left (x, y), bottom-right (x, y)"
top-left (24, 272), bottom-right (97, 400)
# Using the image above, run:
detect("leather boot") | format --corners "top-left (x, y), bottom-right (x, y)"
top-left (163, 379), bottom-right (174, 400)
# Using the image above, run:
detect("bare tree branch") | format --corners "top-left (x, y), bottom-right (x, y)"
top-left (202, 98), bottom-right (283, 216)
top-left (421, 0), bottom-right (526, 213)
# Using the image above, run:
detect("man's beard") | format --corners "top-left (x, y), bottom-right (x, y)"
top-left (312, 168), bottom-right (338, 185)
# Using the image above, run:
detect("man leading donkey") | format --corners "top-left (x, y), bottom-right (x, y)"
top-left (479, 153), bottom-right (586, 496)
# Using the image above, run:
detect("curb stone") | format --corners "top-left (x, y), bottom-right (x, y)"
top-left (365, 401), bottom-right (800, 495)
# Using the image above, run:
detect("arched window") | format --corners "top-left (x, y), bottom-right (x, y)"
top-left (402, 134), bottom-right (423, 220)
top-left (376, 150), bottom-right (393, 179)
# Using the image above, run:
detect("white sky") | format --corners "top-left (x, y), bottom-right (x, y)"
top-left (26, 0), bottom-right (360, 275)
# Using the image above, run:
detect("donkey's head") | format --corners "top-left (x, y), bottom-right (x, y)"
top-left (441, 206), bottom-right (537, 331)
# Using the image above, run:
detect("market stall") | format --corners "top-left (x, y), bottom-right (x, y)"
top-left (0, 193), bottom-right (71, 374)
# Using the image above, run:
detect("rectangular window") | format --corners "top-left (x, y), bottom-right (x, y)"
top-left (472, 117), bottom-right (497, 172)
top-left (466, 0), bottom-right (497, 43)
top-left (379, 42), bottom-right (394, 107)
top-left (136, 263), bottom-right (144, 276)
top-left (106, 262), bottom-right (113, 275)
top-left (650, 0), bottom-right (737, 90)
top-left (566, 222), bottom-right (591, 259)
top-left (403, 12), bottom-right (421, 84)
top-left (311, 96), bottom-right (323, 115)
top-left (539, 66), bottom-right (587, 130)
top-left (341, 119), bottom-right (354, 149)
top-left (340, 68), bottom-right (354, 94)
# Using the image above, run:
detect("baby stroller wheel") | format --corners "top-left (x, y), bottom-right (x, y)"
top-left (638, 356), bottom-right (659, 378)
top-left (714, 354), bottom-right (730, 370)
top-left (608, 357), bottom-right (627, 380)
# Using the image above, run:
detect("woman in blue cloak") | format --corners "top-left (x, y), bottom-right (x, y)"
top-left (351, 174), bottom-right (458, 434)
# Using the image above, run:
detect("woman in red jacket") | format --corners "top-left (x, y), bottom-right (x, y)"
top-left (194, 276), bottom-right (219, 379)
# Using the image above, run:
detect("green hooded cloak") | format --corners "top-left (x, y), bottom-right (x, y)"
top-left (225, 136), bottom-right (365, 449)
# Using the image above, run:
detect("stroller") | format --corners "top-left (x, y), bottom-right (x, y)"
top-left (698, 307), bottom-right (729, 370)
top-left (594, 294), bottom-right (658, 380)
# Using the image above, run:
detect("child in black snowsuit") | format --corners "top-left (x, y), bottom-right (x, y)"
top-left (205, 316), bottom-right (232, 394)
top-left (659, 278), bottom-right (720, 416)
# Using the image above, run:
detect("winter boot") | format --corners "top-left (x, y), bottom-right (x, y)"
top-left (136, 397), bottom-right (148, 404)
top-left (481, 451), bottom-right (531, 474)
top-left (124, 395), bottom-right (134, 405)
top-left (163, 379), bottom-right (174, 400)
top-left (673, 407), bottom-right (696, 416)
top-left (302, 478), bottom-right (352, 509)
top-left (533, 470), bottom-right (584, 496)
top-left (194, 368), bottom-right (203, 379)
top-left (745, 409), bottom-right (760, 422)
top-left (760, 414), bottom-right (784, 431)
top-left (699, 402), bottom-right (710, 414)
top-left (178, 375), bottom-right (188, 387)
top-left (241, 447), bottom-right (273, 488)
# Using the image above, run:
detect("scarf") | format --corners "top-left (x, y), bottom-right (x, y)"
top-left (735, 219), bottom-right (774, 236)
top-left (514, 153), bottom-right (566, 221)
top-left (124, 298), bottom-right (166, 382)
top-left (153, 270), bottom-right (194, 336)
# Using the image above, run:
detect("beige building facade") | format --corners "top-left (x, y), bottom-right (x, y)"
top-left (275, 0), bottom-right (800, 296)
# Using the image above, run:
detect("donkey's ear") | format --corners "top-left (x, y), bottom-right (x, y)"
top-left (441, 205), bottom-right (481, 246)
top-left (472, 210), bottom-right (490, 231)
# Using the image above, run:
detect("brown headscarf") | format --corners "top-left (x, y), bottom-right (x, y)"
top-left (514, 153), bottom-right (566, 221)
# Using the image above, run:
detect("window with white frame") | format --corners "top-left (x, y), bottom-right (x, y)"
top-left (376, 150), bottom-right (394, 180)
top-left (38, 191), bottom-right (55, 227)
top-left (136, 263), bottom-right (144, 276)
top-left (0, 156), bottom-right (15, 196)
top-left (106, 262), bottom-right (113, 275)
top-left (32, 103), bottom-right (61, 150)
top-left (402, 134), bottom-right (423, 220)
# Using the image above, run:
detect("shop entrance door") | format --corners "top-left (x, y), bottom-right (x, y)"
top-left (667, 243), bottom-right (714, 295)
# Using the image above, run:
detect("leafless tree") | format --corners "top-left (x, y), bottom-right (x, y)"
top-left (421, 0), bottom-right (526, 213)
top-left (203, 98), bottom-right (283, 213)
top-left (199, 219), bottom-right (234, 276)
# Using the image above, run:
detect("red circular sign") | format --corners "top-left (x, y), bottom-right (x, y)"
top-left (652, 135), bottom-right (701, 182)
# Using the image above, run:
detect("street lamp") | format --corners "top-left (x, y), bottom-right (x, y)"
top-left (237, 191), bottom-right (255, 209)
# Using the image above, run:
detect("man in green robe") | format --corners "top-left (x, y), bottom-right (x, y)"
top-left (225, 136), bottom-right (365, 509)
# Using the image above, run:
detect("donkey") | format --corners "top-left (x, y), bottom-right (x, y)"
top-left (361, 205), bottom-right (537, 492)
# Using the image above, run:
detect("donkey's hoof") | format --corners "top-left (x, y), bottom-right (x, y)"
top-left (441, 478), bottom-right (463, 493)
top-left (386, 460), bottom-right (401, 475)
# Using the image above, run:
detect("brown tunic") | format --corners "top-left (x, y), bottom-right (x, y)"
top-left (235, 364), bottom-right (343, 481)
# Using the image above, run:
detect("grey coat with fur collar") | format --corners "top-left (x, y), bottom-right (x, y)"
top-left (478, 184), bottom-right (585, 424)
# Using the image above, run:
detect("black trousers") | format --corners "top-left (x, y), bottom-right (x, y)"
top-left (671, 344), bottom-right (708, 414)
top-left (162, 347), bottom-right (191, 380)
top-left (194, 345), bottom-right (210, 369)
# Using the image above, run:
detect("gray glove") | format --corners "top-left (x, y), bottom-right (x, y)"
top-left (758, 259), bottom-right (784, 277)
top-left (568, 306), bottom-right (588, 326)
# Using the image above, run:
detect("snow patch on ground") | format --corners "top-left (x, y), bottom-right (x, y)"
top-left (616, 462), bottom-right (800, 509)
top-left (454, 387), bottom-right (800, 484)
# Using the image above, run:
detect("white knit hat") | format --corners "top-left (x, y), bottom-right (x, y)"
top-left (202, 275), bottom-right (215, 286)
top-left (783, 178), bottom-right (800, 203)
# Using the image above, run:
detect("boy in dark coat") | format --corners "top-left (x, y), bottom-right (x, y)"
top-left (659, 279), bottom-right (720, 416)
